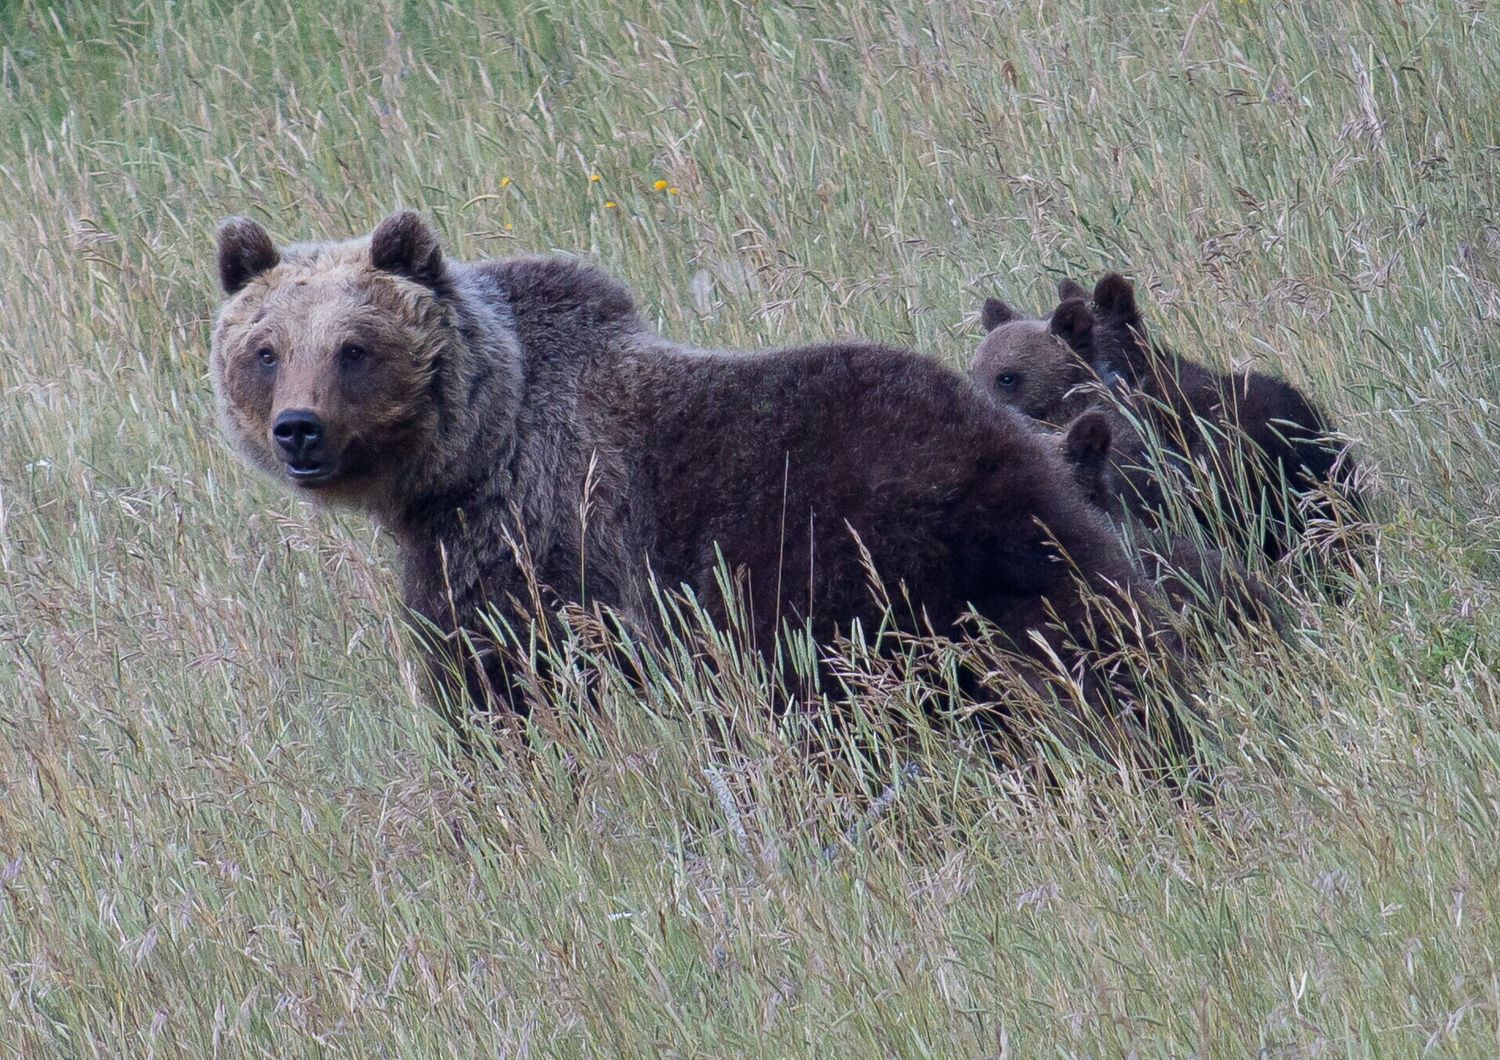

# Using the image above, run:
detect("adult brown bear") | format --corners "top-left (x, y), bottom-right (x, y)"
top-left (210, 212), bottom-right (1164, 749)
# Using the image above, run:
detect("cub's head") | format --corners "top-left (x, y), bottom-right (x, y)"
top-left (209, 211), bottom-right (455, 508)
top-left (969, 295), bottom-right (1098, 423)
top-left (1086, 272), bottom-right (1151, 376)
top-left (1057, 409), bottom-right (1121, 518)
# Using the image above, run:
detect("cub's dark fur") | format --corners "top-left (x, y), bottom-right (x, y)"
top-left (1085, 273), bottom-right (1364, 566)
top-left (1057, 414), bottom-right (1285, 637)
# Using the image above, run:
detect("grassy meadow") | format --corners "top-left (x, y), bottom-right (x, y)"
top-left (3, 0), bottom-right (1500, 1054)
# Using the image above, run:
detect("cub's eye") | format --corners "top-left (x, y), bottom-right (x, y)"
top-left (340, 342), bottom-right (368, 364)
top-left (257, 347), bottom-right (277, 367)
top-left (996, 372), bottom-right (1020, 390)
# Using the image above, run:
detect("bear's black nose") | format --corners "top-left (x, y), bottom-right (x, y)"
top-left (272, 409), bottom-right (325, 461)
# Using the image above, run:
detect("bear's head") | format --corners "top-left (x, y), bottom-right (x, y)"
top-left (1057, 409), bottom-right (1122, 518)
top-left (969, 295), bottom-right (1098, 423)
top-left (1086, 272), bottom-right (1151, 378)
top-left (209, 211), bottom-right (459, 509)
top-left (1037, 273), bottom-right (1154, 382)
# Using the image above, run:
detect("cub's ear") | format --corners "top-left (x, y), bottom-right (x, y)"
top-left (369, 210), bottom-right (446, 288)
top-left (1063, 410), bottom-right (1113, 470)
top-left (1047, 298), bottom-right (1094, 346)
top-left (1057, 277), bottom-right (1088, 302)
top-left (981, 297), bottom-right (1018, 331)
top-left (1092, 272), bottom-right (1138, 319)
top-left (216, 217), bottom-right (280, 295)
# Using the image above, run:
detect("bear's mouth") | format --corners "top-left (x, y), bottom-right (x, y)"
top-left (286, 461), bottom-right (336, 487)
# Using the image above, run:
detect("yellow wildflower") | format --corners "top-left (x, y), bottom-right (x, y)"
top-left (590, 173), bottom-right (601, 182)
top-left (604, 201), bottom-right (617, 209)
top-left (500, 176), bottom-right (512, 188)
top-left (668, 186), bottom-right (680, 195)
top-left (653, 179), bottom-right (668, 191)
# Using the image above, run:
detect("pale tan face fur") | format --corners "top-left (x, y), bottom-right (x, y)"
top-left (969, 297), bottom-right (1098, 425)
top-left (971, 319), bottom-right (1088, 422)
top-left (210, 224), bottom-right (455, 507)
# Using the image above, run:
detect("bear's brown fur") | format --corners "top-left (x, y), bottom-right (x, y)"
top-left (972, 276), bottom-right (1364, 572)
top-left (1082, 273), bottom-right (1366, 572)
top-left (211, 213), bottom-right (1160, 745)
top-left (1054, 413), bottom-right (1285, 637)
top-left (972, 296), bottom-right (1099, 424)
top-left (1047, 406), bottom-right (1167, 527)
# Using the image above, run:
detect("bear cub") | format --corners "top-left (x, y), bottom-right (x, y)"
top-left (1055, 413), bottom-right (1285, 637)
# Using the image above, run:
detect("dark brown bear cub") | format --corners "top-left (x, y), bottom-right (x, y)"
top-left (1084, 273), bottom-right (1364, 567)
top-left (1056, 413), bottom-right (1285, 637)
top-left (211, 212), bottom-right (1157, 748)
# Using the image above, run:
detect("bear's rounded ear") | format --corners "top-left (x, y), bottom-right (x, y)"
top-left (369, 210), bottom-right (446, 288)
top-left (216, 217), bottom-right (280, 295)
top-left (1092, 272), bottom-right (1138, 319)
top-left (981, 297), bottom-right (1018, 331)
top-left (1064, 410), bottom-right (1113, 469)
top-left (1057, 277), bottom-right (1088, 303)
top-left (1048, 298), bottom-right (1094, 346)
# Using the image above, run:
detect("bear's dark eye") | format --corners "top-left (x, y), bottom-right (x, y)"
top-left (996, 372), bottom-right (1020, 390)
top-left (340, 342), bottom-right (368, 365)
top-left (257, 346), bottom-right (277, 367)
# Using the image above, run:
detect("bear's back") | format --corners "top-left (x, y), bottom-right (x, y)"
top-left (472, 255), bottom-right (642, 350)
top-left (599, 340), bottom-right (1127, 650)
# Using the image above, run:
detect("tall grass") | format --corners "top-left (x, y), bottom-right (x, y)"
top-left (2, 0), bottom-right (1499, 1054)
